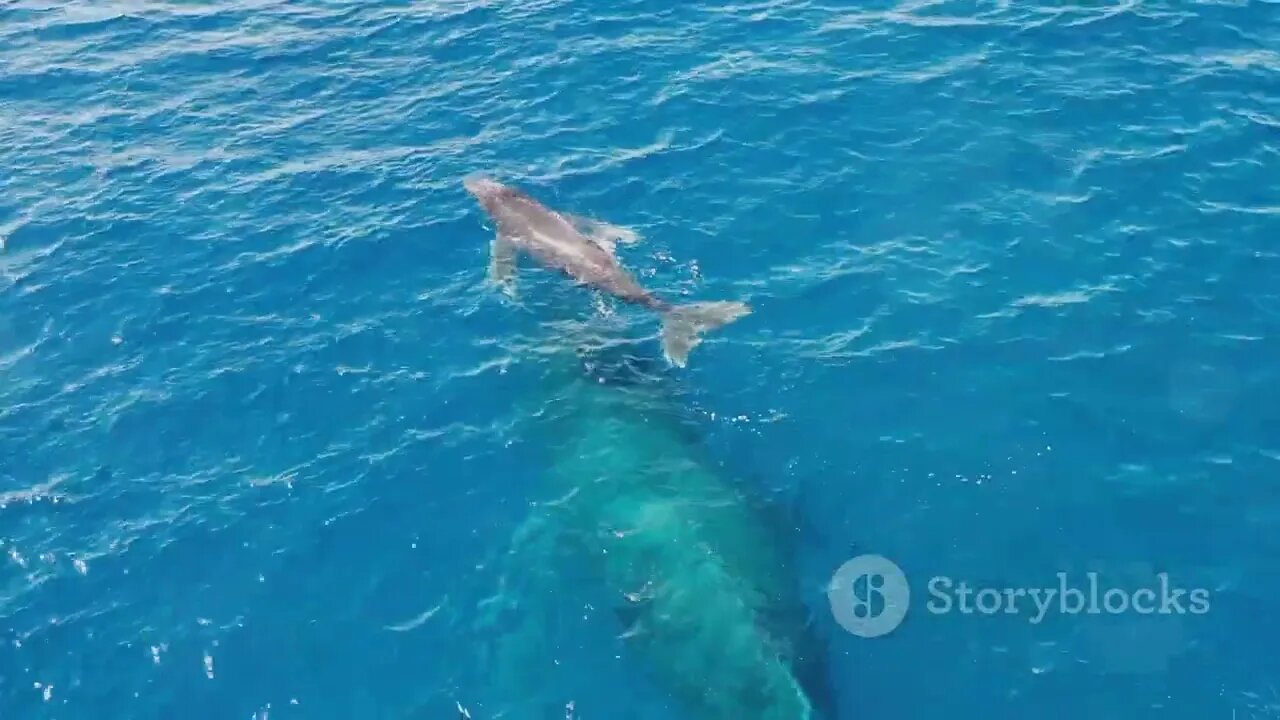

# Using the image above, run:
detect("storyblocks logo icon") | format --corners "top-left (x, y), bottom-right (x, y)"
top-left (826, 554), bottom-right (911, 637)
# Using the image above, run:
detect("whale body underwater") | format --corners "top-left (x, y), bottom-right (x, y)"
top-left (463, 176), bottom-right (751, 367)
top-left (461, 176), bottom-right (833, 719)
top-left (467, 343), bottom-right (837, 720)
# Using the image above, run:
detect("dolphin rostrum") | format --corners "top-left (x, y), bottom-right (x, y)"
top-left (463, 175), bottom-right (751, 367)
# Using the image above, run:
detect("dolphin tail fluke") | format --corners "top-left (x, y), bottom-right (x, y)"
top-left (660, 300), bottom-right (751, 367)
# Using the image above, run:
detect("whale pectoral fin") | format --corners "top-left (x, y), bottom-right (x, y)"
top-left (488, 232), bottom-right (519, 296)
top-left (566, 213), bottom-right (641, 253)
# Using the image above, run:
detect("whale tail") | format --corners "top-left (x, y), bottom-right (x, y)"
top-left (660, 300), bottom-right (751, 367)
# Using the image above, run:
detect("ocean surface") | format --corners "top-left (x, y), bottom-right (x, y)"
top-left (3, 0), bottom-right (1279, 718)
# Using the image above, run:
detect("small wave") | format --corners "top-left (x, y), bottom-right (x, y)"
top-left (385, 597), bottom-right (448, 632)
top-left (1198, 201), bottom-right (1280, 216)
top-left (1013, 284), bottom-right (1117, 308)
top-left (1048, 344), bottom-right (1133, 362)
top-left (0, 473), bottom-right (71, 509)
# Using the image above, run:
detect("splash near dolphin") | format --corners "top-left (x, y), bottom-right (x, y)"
top-left (471, 335), bottom-right (835, 720)
top-left (463, 175), bottom-right (751, 367)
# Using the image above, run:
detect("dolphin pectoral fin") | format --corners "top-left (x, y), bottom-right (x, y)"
top-left (488, 232), bottom-right (518, 296)
top-left (566, 214), bottom-right (641, 253)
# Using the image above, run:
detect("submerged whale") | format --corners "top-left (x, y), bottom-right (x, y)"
top-left (463, 175), bottom-right (751, 367)
top-left (475, 341), bottom-right (836, 720)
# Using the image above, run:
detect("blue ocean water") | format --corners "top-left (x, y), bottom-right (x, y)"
top-left (3, 0), bottom-right (1280, 717)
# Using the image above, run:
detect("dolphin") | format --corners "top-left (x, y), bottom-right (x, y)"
top-left (463, 175), bottom-right (751, 367)
top-left (473, 340), bottom-right (837, 720)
